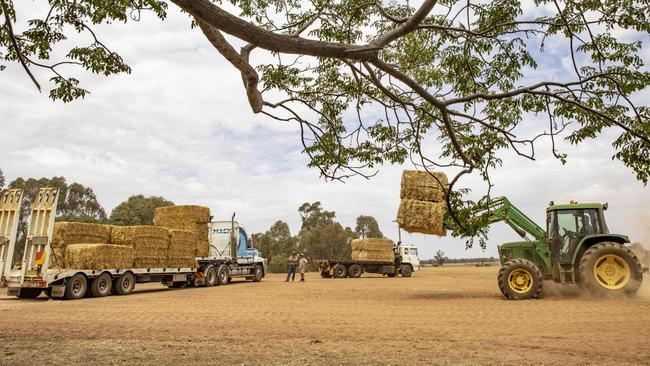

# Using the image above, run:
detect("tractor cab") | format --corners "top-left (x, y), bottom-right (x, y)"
top-left (546, 201), bottom-right (609, 281)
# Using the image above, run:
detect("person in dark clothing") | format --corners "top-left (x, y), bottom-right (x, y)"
top-left (285, 252), bottom-right (298, 282)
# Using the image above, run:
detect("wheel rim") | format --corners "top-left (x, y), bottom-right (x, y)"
top-left (593, 254), bottom-right (630, 290)
top-left (508, 268), bottom-right (533, 294)
top-left (98, 278), bottom-right (108, 293)
top-left (72, 278), bottom-right (84, 296)
top-left (122, 276), bottom-right (131, 291)
top-left (219, 269), bottom-right (227, 283)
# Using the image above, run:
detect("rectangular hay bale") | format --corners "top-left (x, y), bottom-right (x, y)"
top-left (110, 225), bottom-right (169, 268)
top-left (196, 239), bottom-right (210, 257)
top-left (397, 199), bottom-right (447, 236)
top-left (154, 205), bottom-right (211, 225)
top-left (351, 250), bottom-right (394, 262)
top-left (65, 244), bottom-right (135, 270)
top-left (351, 238), bottom-right (394, 252)
top-left (400, 170), bottom-right (448, 202)
top-left (166, 229), bottom-right (197, 268)
top-left (48, 247), bottom-right (66, 269)
top-left (51, 222), bottom-right (112, 249)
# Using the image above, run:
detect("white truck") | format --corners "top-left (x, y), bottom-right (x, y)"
top-left (317, 243), bottom-right (421, 278)
top-left (0, 188), bottom-right (267, 300)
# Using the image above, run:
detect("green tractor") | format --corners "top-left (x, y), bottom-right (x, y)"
top-left (473, 197), bottom-right (643, 299)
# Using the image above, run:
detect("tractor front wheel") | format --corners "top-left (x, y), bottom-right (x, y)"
top-left (578, 242), bottom-right (642, 296)
top-left (498, 259), bottom-right (543, 300)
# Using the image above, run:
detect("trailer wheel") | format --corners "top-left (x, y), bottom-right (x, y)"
top-left (387, 273), bottom-right (396, 278)
top-left (333, 264), bottom-right (347, 278)
top-left (217, 265), bottom-right (229, 285)
top-left (204, 266), bottom-right (218, 287)
top-left (400, 264), bottom-right (413, 278)
top-left (320, 270), bottom-right (330, 278)
top-left (65, 273), bottom-right (88, 300)
top-left (348, 264), bottom-right (362, 278)
top-left (253, 265), bottom-right (264, 282)
top-left (90, 273), bottom-right (112, 297)
top-left (17, 288), bottom-right (43, 299)
top-left (113, 272), bottom-right (135, 295)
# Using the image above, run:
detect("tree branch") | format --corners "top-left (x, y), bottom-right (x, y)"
top-left (198, 21), bottom-right (263, 113)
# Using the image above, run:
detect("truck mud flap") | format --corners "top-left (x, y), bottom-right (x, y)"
top-left (7, 287), bottom-right (19, 296)
top-left (50, 285), bottom-right (65, 298)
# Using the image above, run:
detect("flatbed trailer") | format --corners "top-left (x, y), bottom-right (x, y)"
top-left (7, 257), bottom-right (265, 299)
top-left (1, 187), bottom-right (267, 300)
top-left (317, 244), bottom-right (421, 279)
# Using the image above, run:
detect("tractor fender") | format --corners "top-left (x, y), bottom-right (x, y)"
top-left (572, 234), bottom-right (630, 263)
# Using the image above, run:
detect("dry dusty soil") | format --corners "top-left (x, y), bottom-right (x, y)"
top-left (1, 266), bottom-right (649, 365)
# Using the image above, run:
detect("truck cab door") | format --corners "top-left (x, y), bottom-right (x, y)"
top-left (400, 247), bottom-right (420, 271)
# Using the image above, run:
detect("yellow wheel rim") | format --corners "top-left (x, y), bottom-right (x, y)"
top-left (508, 268), bottom-right (533, 294)
top-left (593, 254), bottom-right (630, 290)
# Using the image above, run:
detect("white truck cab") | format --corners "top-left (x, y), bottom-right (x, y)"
top-left (397, 244), bottom-right (420, 272)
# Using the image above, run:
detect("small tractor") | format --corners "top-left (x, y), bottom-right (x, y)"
top-left (465, 197), bottom-right (644, 299)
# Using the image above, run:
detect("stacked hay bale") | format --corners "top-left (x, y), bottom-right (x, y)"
top-left (154, 205), bottom-right (211, 257)
top-left (351, 238), bottom-right (394, 262)
top-left (49, 222), bottom-right (112, 268)
top-left (110, 226), bottom-right (169, 268)
top-left (65, 244), bottom-right (135, 270)
top-left (166, 229), bottom-right (197, 268)
top-left (396, 170), bottom-right (448, 236)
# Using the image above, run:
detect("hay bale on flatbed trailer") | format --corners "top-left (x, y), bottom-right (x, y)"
top-left (110, 225), bottom-right (169, 268)
top-left (49, 222), bottom-right (113, 268)
top-left (65, 244), bottom-right (135, 270)
top-left (167, 229), bottom-right (197, 268)
top-left (154, 205), bottom-right (211, 257)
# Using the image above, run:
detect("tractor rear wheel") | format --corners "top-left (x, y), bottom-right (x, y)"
top-left (578, 242), bottom-right (642, 296)
top-left (498, 259), bottom-right (543, 300)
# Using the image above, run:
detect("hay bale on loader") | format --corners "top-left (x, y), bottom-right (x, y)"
top-left (49, 222), bottom-right (113, 268)
top-left (400, 170), bottom-right (448, 202)
top-left (65, 244), bottom-right (135, 270)
top-left (167, 229), bottom-right (197, 268)
top-left (397, 170), bottom-right (449, 236)
top-left (154, 205), bottom-right (211, 257)
top-left (397, 199), bottom-right (447, 236)
top-left (111, 226), bottom-right (169, 268)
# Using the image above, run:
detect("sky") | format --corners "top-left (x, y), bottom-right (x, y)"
top-left (1, 2), bottom-right (649, 260)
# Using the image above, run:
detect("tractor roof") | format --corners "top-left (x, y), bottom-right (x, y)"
top-left (547, 202), bottom-right (603, 211)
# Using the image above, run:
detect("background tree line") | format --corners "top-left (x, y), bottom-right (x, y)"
top-left (253, 202), bottom-right (384, 273)
top-left (1, 168), bottom-right (386, 271)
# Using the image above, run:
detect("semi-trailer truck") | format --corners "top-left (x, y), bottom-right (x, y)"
top-left (0, 188), bottom-right (267, 300)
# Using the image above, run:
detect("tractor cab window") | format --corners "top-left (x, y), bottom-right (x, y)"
top-left (554, 209), bottom-right (600, 262)
top-left (579, 209), bottom-right (601, 235)
top-left (547, 211), bottom-right (557, 240)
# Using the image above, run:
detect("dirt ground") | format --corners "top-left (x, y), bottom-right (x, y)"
top-left (1, 266), bottom-right (649, 365)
